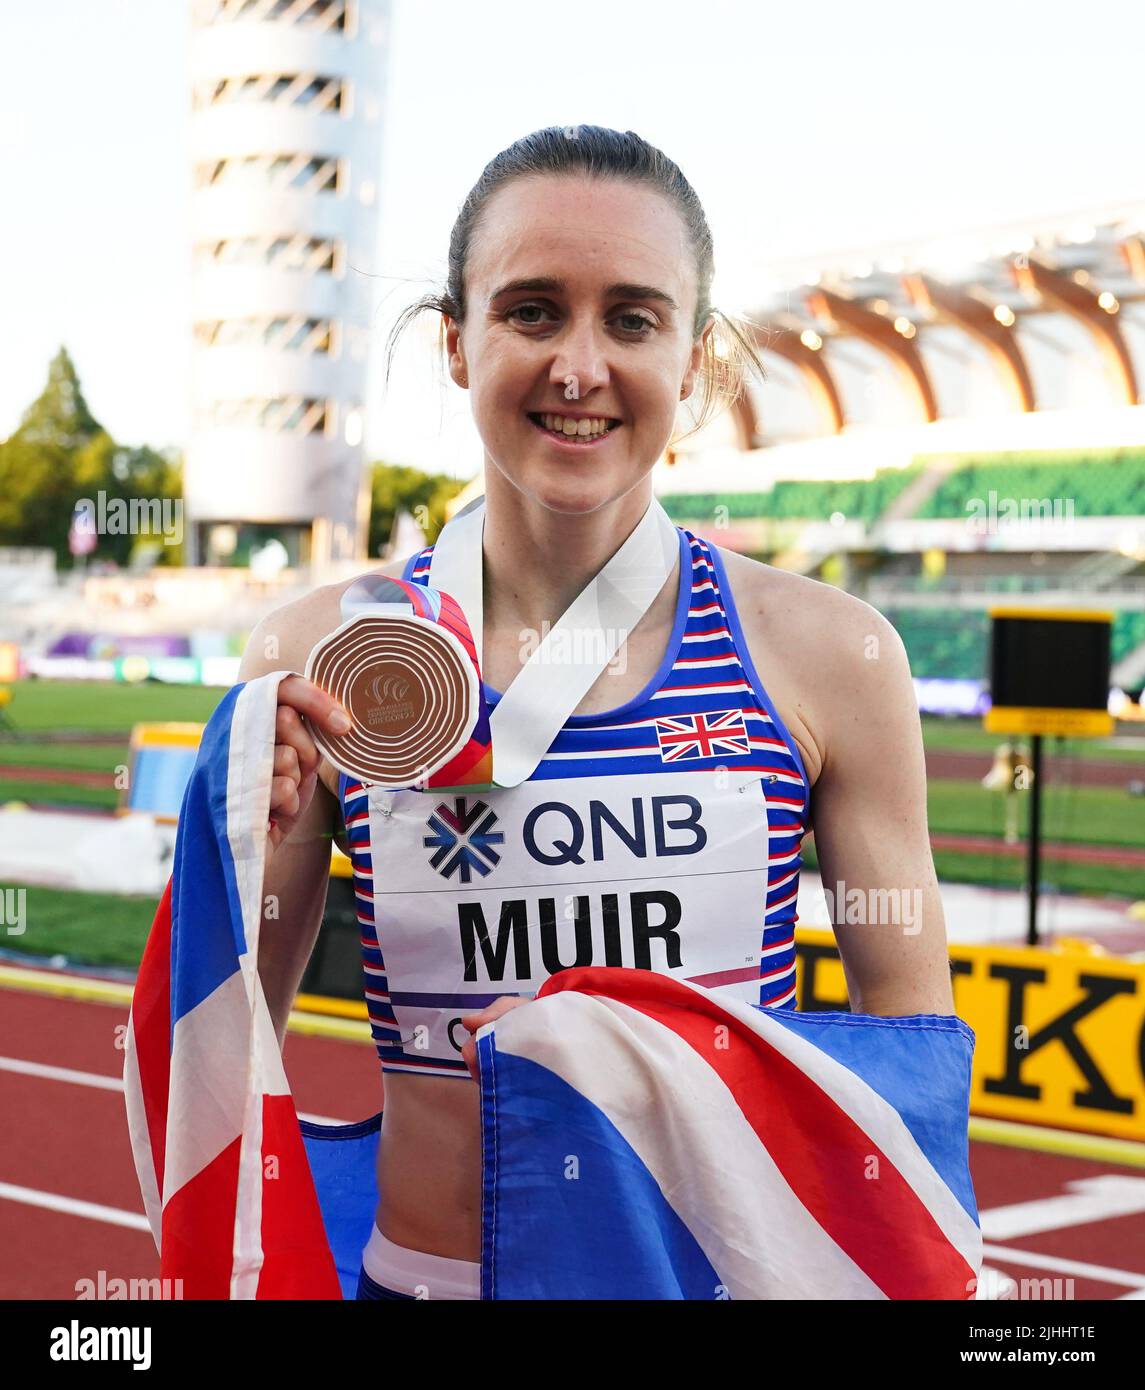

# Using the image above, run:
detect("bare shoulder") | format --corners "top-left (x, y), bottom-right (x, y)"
top-left (711, 546), bottom-right (912, 784)
top-left (237, 554), bottom-right (415, 800)
top-left (238, 554), bottom-right (413, 681)
top-left (714, 546), bottom-right (905, 655)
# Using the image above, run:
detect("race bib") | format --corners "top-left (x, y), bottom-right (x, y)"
top-left (365, 769), bottom-right (770, 1063)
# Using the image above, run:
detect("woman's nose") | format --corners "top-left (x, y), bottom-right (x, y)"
top-left (550, 324), bottom-right (610, 398)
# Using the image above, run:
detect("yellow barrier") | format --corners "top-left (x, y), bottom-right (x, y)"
top-left (795, 928), bottom-right (1145, 1142)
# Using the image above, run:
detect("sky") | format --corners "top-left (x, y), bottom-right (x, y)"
top-left (2, 0), bottom-right (1144, 477)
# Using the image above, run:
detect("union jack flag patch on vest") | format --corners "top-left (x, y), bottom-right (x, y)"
top-left (654, 710), bottom-right (750, 762)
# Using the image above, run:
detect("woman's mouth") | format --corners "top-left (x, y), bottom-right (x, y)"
top-left (526, 411), bottom-right (622, 448)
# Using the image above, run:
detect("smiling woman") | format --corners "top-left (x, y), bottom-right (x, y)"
top-left (238, 125), bottom-right (959, 1301)
top-left (384, 126), bottom-right (764, 517)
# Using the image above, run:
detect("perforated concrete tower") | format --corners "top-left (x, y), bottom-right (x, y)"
top-left (187, 0), bottom-right (388, 567)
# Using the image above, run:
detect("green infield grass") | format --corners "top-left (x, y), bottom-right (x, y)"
top-left (0, 682), bottom-right (1142, 971)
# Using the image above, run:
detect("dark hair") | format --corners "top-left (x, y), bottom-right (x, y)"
top-left (384, 125), bottom-right (765, 443)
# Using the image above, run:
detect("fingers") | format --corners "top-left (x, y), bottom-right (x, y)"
top-left (275, 704), bottom-right (320, 780)
top-left (458, 996), bottom-right (529, 1034)
top-left (458, 997), bottom-right (530, 1080)
top-left (464, 997), bottom-right (525, 1027)
top-left (277, 673), bottom-right (352, 736)
top-left (268, 773), bottom-right (300, 821)
top-left (273, 742), bottom-right (301, 791)
top-left (265, 678), bottom-right (342, 855)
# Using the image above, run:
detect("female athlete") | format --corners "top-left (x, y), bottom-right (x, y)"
top-left (237, 126), bottom-right (956, 1300)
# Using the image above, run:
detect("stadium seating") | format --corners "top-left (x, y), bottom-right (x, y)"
top-left (662, 450), bottom-right (1145, 525)
top-left (915, 450), bottom-right (1145, 520)
top-left (885, 607), bottom-right (1145, 679)
top-left (884, 609), bottom-right (990, 680)
top-left (660, 465), bottom-right (923, 525)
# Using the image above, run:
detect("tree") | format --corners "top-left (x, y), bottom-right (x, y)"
top-left (71, 434), bottom-right (186, 568)
top-left (0, 347), bottom-right (104, 562)
top-left (366, 462), bottom-right (466, 558)
top-left (0, 348), bottom-right (184, 567)
top-left (0, 432), bottom-right (76, 558)
top-left (14, 346), bottom-right (102, 449)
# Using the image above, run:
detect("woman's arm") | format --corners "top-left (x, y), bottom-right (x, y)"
top-left (802, 604), bottom-right (955, 1016)
top-left (256, 773), bottom-right (340, 1048)
top-left (725, 551), bottom-right (955, 1017)
top-left (237, 595), bottom-right (345, 1047)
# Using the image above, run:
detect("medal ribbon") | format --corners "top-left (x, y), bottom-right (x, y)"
top-left (305, 497), bottom-right (679, 791)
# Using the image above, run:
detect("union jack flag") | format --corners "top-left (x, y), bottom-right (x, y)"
top-left (478, 968), bottom-right (982, 1298)
top-left (123, 673), bottom-right (342, 1299)
top-left (654, 710), bottom-right (750, 762)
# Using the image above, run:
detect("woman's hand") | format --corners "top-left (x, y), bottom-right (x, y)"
top-left (459, 997), bottom-right (531, 1078)
top-left (265, 674), bottom-right (352, 859)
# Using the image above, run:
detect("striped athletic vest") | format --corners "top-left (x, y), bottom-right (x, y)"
top-left (338, 525), bottom-right (811, 1078)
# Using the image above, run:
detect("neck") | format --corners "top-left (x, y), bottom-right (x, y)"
top-left (480, 468), bottom-right (655, 632)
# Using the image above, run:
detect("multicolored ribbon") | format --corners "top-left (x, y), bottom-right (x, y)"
top-left (305, 575), bottom-right (492, 790)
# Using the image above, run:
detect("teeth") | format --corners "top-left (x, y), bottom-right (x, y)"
top-left (538, 413), bottom-right (616, 437)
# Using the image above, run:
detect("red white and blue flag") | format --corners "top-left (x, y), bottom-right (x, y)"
top-left (125, 673), bottom-right (981, 1299)
top-left (654, 709), bottom-right (750, 762)
top-left (123, 673), bottom-right (343, 1299)
top-left (478, 968), bottom-right (982, 1298)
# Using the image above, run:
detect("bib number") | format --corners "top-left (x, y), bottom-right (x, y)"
top-left (366, 769), bottom-right (769, 1062)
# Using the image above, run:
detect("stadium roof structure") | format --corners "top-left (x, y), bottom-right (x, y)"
top-left (714, 202), bottom-right (1145, 454)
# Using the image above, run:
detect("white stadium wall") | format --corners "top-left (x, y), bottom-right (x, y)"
top-left (186, 0), bottom-right (389, 568)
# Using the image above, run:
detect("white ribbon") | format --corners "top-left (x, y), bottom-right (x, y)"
top-left (429, 496), bottom-right (680, 787)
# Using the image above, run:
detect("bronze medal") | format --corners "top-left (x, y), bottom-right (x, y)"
top-left (304, 612), bottom-right (478, 787)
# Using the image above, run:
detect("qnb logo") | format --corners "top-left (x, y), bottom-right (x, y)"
top-left (424, 797), bottom-right (505, 884)
top-left (368, 673), bottom-right (411, 703)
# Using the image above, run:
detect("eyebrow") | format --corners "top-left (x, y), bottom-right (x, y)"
top-left (488, 277), bottom-right (679, 312)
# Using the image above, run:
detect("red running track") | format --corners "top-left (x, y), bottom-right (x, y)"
top-left (1, 982), bottom-right (1142, 1301)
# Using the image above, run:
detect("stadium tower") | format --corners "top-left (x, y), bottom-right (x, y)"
top-left (187, 0), bottom-right (389, 569)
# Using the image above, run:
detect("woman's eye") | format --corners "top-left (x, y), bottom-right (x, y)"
top-left (506, 305), bottom-right (655, 336)
top-left (508, 303), bottom-right (552, 326)
top-left (614, 312), bottom-right (655, 336)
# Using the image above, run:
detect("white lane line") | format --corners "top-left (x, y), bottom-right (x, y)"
top-left (0, 1052), bottom-right (346, 1125)
top-left (980, 1177), bottom-right (1145, 1240)
top-left (0, 1054), bottom-right (122, 1090)
top-left (981, 1242), bottom-right (1145, 1289)
top-left (0, 1182), bottom-right (150, 1231)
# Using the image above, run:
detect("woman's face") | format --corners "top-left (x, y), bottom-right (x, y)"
top-left (445, 175), bottom-right (709, 516)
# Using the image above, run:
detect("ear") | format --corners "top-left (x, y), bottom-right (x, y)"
top-left (680, 315), bottom-right (715, 400)
top-left (444, 315), bottom-right (468, 389)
